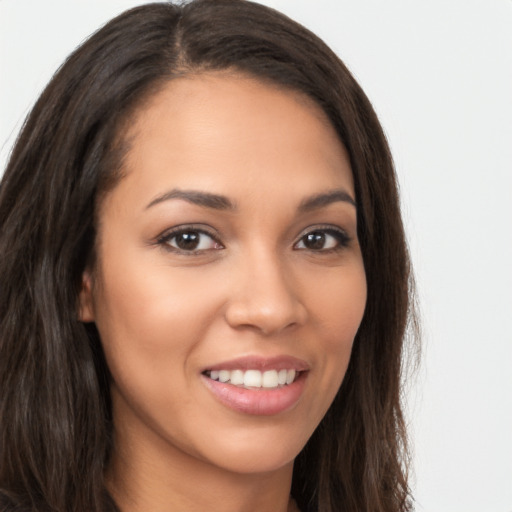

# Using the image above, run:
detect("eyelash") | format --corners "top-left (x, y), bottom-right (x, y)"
top-left (293, 226), bottom-right (351, 253)
top-left (156, 225), bottom-right (351, 255)
top-left (157, 225), bottom-right (223, 255)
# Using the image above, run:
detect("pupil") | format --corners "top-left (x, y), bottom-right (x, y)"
top-left (305, 232), bottom-right (325, 250)
top-left (176, 232), bottom-right (199, 250)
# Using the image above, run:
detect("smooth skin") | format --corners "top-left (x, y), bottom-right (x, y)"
top-left (80, 73), bottom-right (367, 512)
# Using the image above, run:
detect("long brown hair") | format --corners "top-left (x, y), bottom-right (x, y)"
top-left (0, 1), bottom-right (417, 511)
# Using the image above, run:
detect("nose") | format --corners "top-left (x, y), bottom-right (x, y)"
top-left (224, 250), bottom-right (308, 336)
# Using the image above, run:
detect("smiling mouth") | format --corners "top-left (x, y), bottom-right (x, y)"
top-left (203, 369), bottom-right (301, 389)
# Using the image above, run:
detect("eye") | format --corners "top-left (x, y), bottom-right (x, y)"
top-left (294, 227), bottom-right (350, 252)
top-left (158, 227), bottom-right (223, 253)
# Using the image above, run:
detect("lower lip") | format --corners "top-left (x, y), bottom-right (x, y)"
top-left (202, 372), bottom-right (307, 416)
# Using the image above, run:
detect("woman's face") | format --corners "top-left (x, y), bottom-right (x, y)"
top-left (80, 74), bottom-right (367, 476)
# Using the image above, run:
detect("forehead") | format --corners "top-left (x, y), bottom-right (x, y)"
top-left (109, 72), bottom-right (353, 210)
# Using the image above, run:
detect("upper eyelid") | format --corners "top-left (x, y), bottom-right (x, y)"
top-left (157, 224), bottom-right (220, 241)
top-left (295, 224), bottom-right (350, 240)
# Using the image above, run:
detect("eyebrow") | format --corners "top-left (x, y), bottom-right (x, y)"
top-left (298, 189), bottom-right (356, 212)
top-left (145, 187), bottom-right (356, 212)
top-left (146, 189), bottom-right (236, 210)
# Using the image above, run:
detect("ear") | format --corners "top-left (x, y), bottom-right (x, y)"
top-left (78, 270), bottom-right (95, 323)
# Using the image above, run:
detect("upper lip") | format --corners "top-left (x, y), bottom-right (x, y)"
top-left (203, 355), bottom-right (310, 372)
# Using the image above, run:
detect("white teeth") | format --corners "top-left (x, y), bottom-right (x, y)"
top-left (243, 369), bottom-right (262, 387)
top-left (207, 368), bottom-right (299, 388)
top-left (262, 370), bottom-right (279, 388)
top-left (230, 369), bottom-right (244, 386)
top-left (286, 369), bottom-right (296, 385)
top-left (218, 370), bottom-right (230, 383)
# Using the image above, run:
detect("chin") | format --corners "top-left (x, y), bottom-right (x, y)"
top-left (189, 421), bottom-right (311, 476)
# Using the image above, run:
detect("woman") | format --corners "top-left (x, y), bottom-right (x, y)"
top-left (0, 1), bottom-right (416, 511)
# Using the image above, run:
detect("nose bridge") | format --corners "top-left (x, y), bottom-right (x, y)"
top-left (225, 244), bottom-right (306, 335)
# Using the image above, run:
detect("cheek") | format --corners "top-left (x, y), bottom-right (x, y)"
top-left (91, 247), bottom-right (224, 389)
top-left (91, 258), bottom-right (226, 442)
top-left (95, 236), bottom-right (219, 328)
top-left (309, 263), bottom-right (367, 387)
top-left (312, 261), bottom-right (367, 341)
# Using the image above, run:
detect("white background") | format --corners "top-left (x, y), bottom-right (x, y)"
top-left (1, 1), bottom-right (511, 511)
